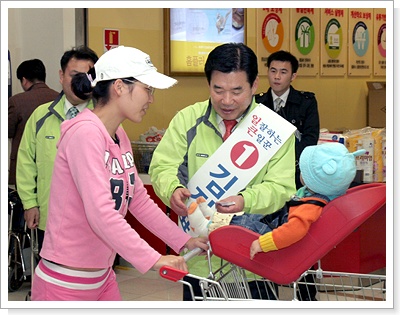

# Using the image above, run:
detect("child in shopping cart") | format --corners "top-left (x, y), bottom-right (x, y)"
top-left (188, 142), bottom-right (365, 259)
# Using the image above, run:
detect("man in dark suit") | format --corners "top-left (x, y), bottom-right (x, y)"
top-left (255, 50), bottom-right (320, 190)
top-left (8, 59), bottom-right (59, 186)
top-left (256, 50), bottom-right (320, 301)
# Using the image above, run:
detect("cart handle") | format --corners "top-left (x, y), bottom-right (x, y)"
top-left (159, 247), bottom-right (203, 281)
top-left (159, 266), bottom-right (188, 282)
top-left (182, 247), bottom-right (203, 261)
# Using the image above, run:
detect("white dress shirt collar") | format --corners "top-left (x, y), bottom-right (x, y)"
top-left (64, 98), bottom-right (89, 117)
top-left (271, 89), bottom-right (290, 108)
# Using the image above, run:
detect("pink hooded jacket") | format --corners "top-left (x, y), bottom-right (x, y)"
top-left (40, 109), bottom-right (190, 273)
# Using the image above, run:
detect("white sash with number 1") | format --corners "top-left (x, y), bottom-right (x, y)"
top-left (180, 104), bottom-right (296, 236)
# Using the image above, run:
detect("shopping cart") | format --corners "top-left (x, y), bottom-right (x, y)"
top-left (8, 189), bottom-right (29, 292)
top-left (24, 228), bottom-right (39, 301)
top-left (160, 183), bottom-right (387, 301)
top-left (131, 141), bottom-right (158, 174)
top-left (8, 189), bottom-right (39, 296)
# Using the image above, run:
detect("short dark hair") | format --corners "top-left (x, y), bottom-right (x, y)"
top-left (204, 43), bottom-right (258, 87)
top-left (60, 46), bottom-right (99, 72)
top-left (16, 59), bottom-right (46, 82)
top-left (267, 50), bottom-right (299, 74)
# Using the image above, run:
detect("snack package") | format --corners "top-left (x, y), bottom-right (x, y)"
top-left (356, 135), bottom-right (374, 183)
top-left (371, 128), bottom-right (384, 182)
top-left (318, 131), bottom-right (346, 145)
top-left (139, 126), bottom-right (165, 142)
top-left (343, 127), bottom-right (385, 183)
top-left (381, 129), bottom-right (386, 182)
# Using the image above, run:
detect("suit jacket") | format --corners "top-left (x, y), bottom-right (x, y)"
top-left (8, 82), bottom-right (59, 185)
top-left (255, 86), bottom-right (320, 188)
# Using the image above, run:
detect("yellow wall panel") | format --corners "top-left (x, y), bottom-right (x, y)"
top-left (88, 8), bottom-right (385, 141)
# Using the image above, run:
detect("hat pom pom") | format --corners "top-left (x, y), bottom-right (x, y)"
top-left (322, 159), bottom-right (337, 175)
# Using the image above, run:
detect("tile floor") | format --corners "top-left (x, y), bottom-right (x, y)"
top-left (8, 261), bottom-right (386, 303)
top-left (8, 263), bottom-right (184, 302)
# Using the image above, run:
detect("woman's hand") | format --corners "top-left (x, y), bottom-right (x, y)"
top-left (185, 236), bottom-right (209, 252)
top-left (152, 255), bottom-right (188, 272)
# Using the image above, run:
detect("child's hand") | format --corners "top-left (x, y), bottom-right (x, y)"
top-left (250, 239), bottom-right (262, 260)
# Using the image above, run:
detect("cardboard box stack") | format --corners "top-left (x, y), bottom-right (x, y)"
top-left (342, 127), bottom-right (386, 183)
top-left (366, 81), bottom-right (386, 128)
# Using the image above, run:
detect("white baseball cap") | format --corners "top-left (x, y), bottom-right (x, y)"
top-left (91, 46), bottom-right (177, 89)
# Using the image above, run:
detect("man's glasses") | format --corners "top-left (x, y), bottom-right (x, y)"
top-left (122, 78), bottom-right (155, 96)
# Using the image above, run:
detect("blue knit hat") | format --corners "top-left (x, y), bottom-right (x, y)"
top-left (299, 143), bottom-right (366, 200)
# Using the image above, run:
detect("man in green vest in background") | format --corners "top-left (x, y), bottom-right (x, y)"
top-left (17, 46), bottom-right (99, 253)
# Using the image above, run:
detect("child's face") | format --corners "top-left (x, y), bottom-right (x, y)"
top-left (300, 173), bottom-right (305, 186)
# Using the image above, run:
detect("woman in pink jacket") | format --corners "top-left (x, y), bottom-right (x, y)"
top-left (31, 46), bottom-right (208, 301)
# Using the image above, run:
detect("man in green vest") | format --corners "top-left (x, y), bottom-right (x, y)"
top-left (149, 43), bottom-right (296, 300)
top-left (16, 46), bottom-right (99, 252)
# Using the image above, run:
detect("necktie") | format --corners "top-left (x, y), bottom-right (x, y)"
top-left (68, 107), bottom-right (79, 119)
top-left (223, 119), bottom-right (237, 141)
top-left (274, 97), bottom-right (284, 112)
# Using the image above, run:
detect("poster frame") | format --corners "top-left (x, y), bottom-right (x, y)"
top-left (163, 8), bottom-right (247, 76)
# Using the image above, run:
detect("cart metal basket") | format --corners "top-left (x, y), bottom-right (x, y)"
top-left (131, 141), bottom-right (158, 174)
top-left (160, 249), bottom-right (386, 302)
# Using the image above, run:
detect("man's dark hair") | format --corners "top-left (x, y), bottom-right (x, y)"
top-left (204, 43), bottom-right (258, 86)
top-left (267, 50), bottom-right (299, 74)
top-left (60, 46), bottom-right (99, 72)
top-left (16, 59), bottom-right (46, 82)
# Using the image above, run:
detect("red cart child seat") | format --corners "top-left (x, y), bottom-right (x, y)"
top-left (208, 183), bottom-right (386, 285)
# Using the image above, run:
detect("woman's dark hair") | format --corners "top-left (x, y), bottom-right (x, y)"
top-left (71, 67), bottom-right (135, 105)
top-left (71, 67), bottom-right (96, 101)
top-left (204, 43), bottom-right (258, 86)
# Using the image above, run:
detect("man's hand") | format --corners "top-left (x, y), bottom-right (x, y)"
top-left (170, 187), bottom-right (191, 216)
top-left (24, 207), bottom-right (40, 229)
top-left (216, 195), bottom-right (244, 213)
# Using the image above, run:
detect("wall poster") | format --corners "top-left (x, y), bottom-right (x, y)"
top-left (373, 8), bottom-right (386, 77)
top-left (256, 8), bottom-right (290, 75)
top-left (164, 8), bottom-right (245, 75)
top-left (320, 8), bottom-right (348, 76)
top-left (348, 8), bottom-right (373, 77)
top-left (289, 8), bottom-right (320, 76)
